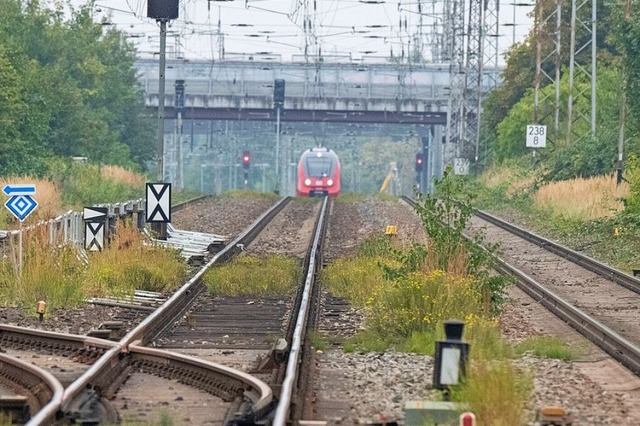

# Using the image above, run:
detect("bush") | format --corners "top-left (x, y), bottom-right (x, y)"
top-left (366, 270), bottom-right (484, 337)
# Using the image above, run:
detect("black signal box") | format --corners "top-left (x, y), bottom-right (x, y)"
top-left (274, 79), bottom-right (285, 106)
top-left (148, 0), bottom-right (179, 20)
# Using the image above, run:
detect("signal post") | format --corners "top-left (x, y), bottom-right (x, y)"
top-left (242, 151), bottom-right (251, 189)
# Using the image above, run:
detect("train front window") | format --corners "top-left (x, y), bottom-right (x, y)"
top-left (305, 157), bottom-right (333, 177)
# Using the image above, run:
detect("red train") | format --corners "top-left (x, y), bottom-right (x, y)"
top-left (296, 147), bottom-right (341, 197)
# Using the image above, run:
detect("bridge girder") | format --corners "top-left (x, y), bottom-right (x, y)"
top-left (159, 107), bottom-right (447, 125)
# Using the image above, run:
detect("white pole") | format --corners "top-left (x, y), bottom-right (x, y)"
top-left (18, 221), bottom-right (23, 277)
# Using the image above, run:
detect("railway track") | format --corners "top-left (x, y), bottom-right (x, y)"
top-left (13, 193), bottom-right (638, 424)
top-left (113, 199), bottom-right (323, 424)
top-left (17, 195), bottom-right (332, 425)
top-left (402, 196), bottom-right (640, 378)
top-left (17, 196), bottom-right (288, 424)
top-left (470, 211), bottom-right (640, 374)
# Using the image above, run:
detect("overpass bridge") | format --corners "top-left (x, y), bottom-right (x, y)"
top-left (137, 58), bottom-right (457, 124)
top-left (136, 59), bottom-right (500, 194)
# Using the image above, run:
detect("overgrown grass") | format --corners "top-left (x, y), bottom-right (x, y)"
top-left (44, 159), bottom-right (145, 207)
top-left (321, 255), bottom-right (390, 306)
top-left (343, 329), bottom-right (396, 353)
top-left (515, 336), bottom-right (577, 361)
top-left (309, 330), bottom-right (330, 351)
top-left (0, 227), bottom-right (85, 308)
top-left (100, 165), bottom-right (146, 188)
top-left (118, 411), bottom-right (174, 426)
top-left (204, 255), bottom-right (300, 296)
top-left (323, 177), bottom-right (531, 424)
top-left (534, 174), bottom-right (627, 221)
top-left (85, 221), bottom-right (188, 297)
top-left (451, 359), bottom-right (533, 426)
top-left (473, 166), bottom-right (640, 273)
top-left (0, 221), bottom-right (187, 310)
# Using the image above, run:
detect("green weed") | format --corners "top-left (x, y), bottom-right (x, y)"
top-left (204, 255), bottom-right (300, 296)
top-left (516, 336), bottom-right (577, 361)
top-left (451, 359), bottom-right (533, 426)
top-left (343, 330), bottom-right (395, 353)
top-left (309, 330), bottom-right (329, 351)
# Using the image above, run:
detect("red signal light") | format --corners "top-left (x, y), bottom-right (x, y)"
top-left (242, 151), bottom-right (251, 169)
top-left (243, 154), bottom-right (250, 163)
top-left (415, 153), bottom-right (425, 172)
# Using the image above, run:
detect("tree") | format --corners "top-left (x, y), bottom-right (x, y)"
top-left (0, 0), bottom-right (154, 175)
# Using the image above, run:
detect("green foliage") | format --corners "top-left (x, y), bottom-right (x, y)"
top-left (622, 154), bottom-right (640, 215)
top-left (322, 254), bottom-right (391, 307)
top-left (415, 167), bottom-right (509, 313)
top-left (204, 255), bottom-right (300, 296)
top-left (309, 330), bottom-right (331, 351)
top-left (356, 234), bottom-right (393, 257)
top-left (450, 359), bottom-right (533, 426)
top-left (0, 0), bottom-right (153, 174)
top-left (367, 270), bottom-right (485, 337)
top-left (493, 64), bottom-right (623, 181)
top-left (0, 234), bottom-right (85, 309)
top-left (0, 220), bottom-right (187, 309)
top-left (516, 336), bottom-right (577, 361)
top-left (397, 331), bottom-right (437, 355)
top-left (85, 222), bottom-right (188, 296)
top-left (415, 168), bottom-right (478, 270)
top-left (48, 160), bottom-right (144, 206)
top-left (343, 330), bottom-right (395, 353)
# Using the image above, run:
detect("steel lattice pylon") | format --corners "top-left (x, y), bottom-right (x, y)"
top-left (463, 0), bottom-right (482, 162)
top-left (444, 0), bottom-right (466, 164)
top-left (444, 0), bottom-right (499, 166)
top-left (567, 0), bottom-right (597, 142)
top-left (535, 0), bottom-right (596, 145)
top-left (534, 0), bottom-right (563, 141)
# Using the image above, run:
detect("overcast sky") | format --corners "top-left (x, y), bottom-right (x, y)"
top-left (69, 0), bottom-right (534, 63)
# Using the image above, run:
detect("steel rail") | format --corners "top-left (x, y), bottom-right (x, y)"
top-left (273, 196), bottom-right (329, 426)
top-left (0, 324), bottom-right (117, 354)
top-left (30, 197), bottom-right (291, 425)
top-left (402, 196), bottom-right (640, 376)
top-left (0, 353), bottom-right (64, 425)
top-left (494, 258), bottom-right (640, 375)
top-left (171, 195), bottom-right (211, 213)
top-left (129, 342), bottom-right (273, 415)
top-left (474, 209), bottom-right (640, 295)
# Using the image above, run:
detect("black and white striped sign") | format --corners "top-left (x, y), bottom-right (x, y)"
top-left (145, 183), bottom-right (171, 223)
top-left (85, 222), bottom-right (105, 252)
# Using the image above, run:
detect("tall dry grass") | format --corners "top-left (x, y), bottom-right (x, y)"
top-left (0, 226), bottom-right (85, 308)
top-left (0, 177), bottom-right (64, 229)
top-left (478, 163), bottom-right (538, 197)
top-left (100, 165), bottom-right (146, 187)
top-left (534, 174), bottom-right (628, 221)
top-left (85, 220), bottom-right (188, 297)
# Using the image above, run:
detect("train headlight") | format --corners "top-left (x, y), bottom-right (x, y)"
top-left (327, 179), bottom-right (334, 186)
top-left (304, 178), bottom-right (311, 186)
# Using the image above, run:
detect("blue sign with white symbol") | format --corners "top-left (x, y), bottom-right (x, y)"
top-left (3, 184), bottom-right (38, 222)
top-left (3, 184), bottom-right (36, 196)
